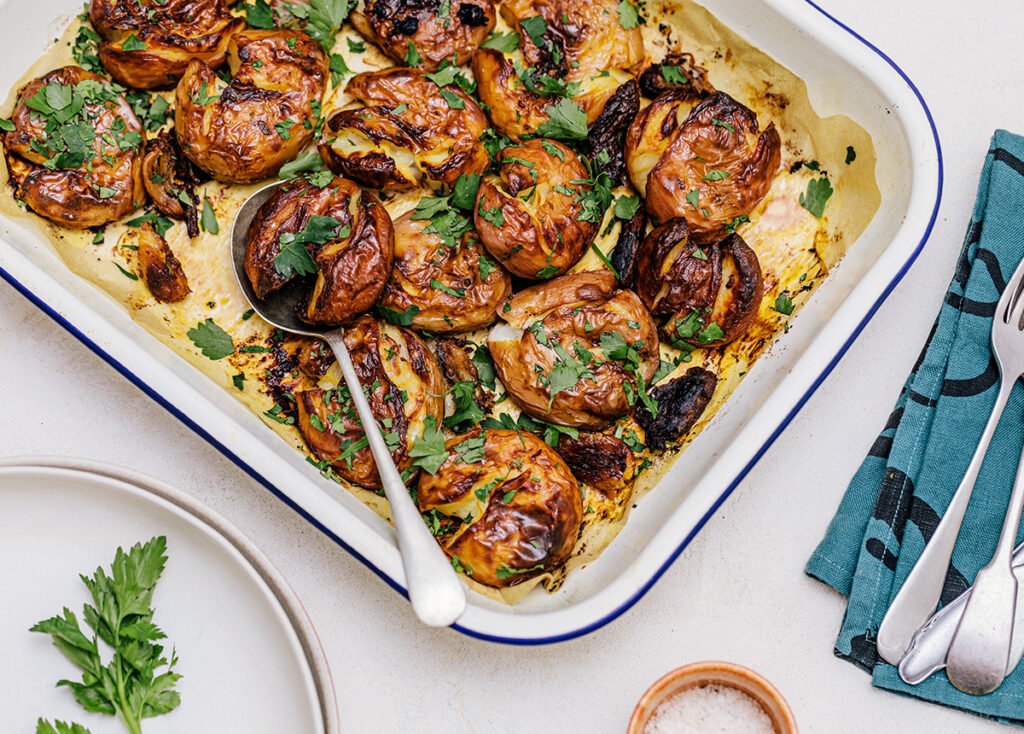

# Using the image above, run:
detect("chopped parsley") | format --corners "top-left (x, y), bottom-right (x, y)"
top-left (773, 291), bottom-right (794, 315)
top-left (799, 176), bottom-right (833, 218)
top-left (187, 318), bottom-right (235, 360)
top-left (480, 31), bottom-right (520, 52)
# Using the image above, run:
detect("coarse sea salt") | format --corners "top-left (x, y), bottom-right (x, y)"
top-left (644, 683), bottom-right (775, 734)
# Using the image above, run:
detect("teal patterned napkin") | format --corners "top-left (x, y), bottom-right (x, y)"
top-left (806, 130), bottom-right (1024, 724)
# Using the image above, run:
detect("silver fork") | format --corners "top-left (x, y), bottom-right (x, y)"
top-left (877, 255), bottom-right (1024, 666)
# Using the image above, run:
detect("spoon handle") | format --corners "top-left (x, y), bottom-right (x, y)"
top-left (324, 330), bottom-right (466, 627)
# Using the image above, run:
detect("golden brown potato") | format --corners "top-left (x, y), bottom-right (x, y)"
top-left (2, 66), bottom-right (146, 228)
top-left (555, 431), bottom-right (638, 495)
top-left (175, 29), bottom-right (327, 184)
top-left (136, 220), bottom-right (190, 302)
top-left (244, 176), bottom-right (394, 327)
top-left (474, 139), bottom-right (598, 279)
top-left (470, 0), bottom-right (644, 140)
top-left (89, 0), bottom-right (244, 89)
top-left (625, 90), bottom-right (781, 242)
top-left (141, 131), bottom-right (205, 237)
top-left (295, 315), bottom-right (445, 489)
top-left (635, 217), bottom-right (763, 348)
top-left (318, 68), bottom-right (489, 191)
top-left (488, 271), bottom-right (660, 428)
top-left (417, 428), bottom-right (582, 587)
top-left (351, 0), bottom-right (496, 71)
top-left (378, 209), bottom-right (512, 333)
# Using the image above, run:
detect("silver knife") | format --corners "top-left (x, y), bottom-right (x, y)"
top-left (899, 541), bottom-right (1024, 685)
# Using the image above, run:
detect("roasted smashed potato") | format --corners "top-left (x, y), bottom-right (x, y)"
top-left (351, 0), bottom-right (496, 71)
top-left (471, 0), bottom-right (644, 140)
top-left (295, 315), bottom-right (445, 489)
top-left (488, 271), bottom-right (660, 428)
top-left (625, 90), bottom-right (781, 242)
top-left (555, 431), bottom-right (638, 496)
top-left (417, 428), bottom-right (583, 587)
top-left (89, 0), bottom-right (244, 89)
top-left (634, 366), bottom-right (717, 451)
top-left (140, 130), bottom-right (205, 237)
top-left (244, 175), bottom-right (394, 326)
top-left (135, 220), bottom-right (190, 302)
top-left (378, 209), bottom-right (512, 333)
top-left (175, 29), bottom-right (327, 183)
top-left (635, 217), bottom-right (763, 348)
top-left (3, 66), bottom-right (145, 228)
top-left (474, 139), bottom-right (598, 279)
top-left (319, 67), bottom-right (489, 190)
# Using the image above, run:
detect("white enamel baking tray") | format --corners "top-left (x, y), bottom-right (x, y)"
top-left (0, 0), bottom-right (941, 643)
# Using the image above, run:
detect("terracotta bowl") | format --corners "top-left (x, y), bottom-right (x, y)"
top-left (628, 661), bottom-right (797, 734)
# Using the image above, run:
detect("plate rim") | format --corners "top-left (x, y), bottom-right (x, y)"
top-left (0, 456), bottom-right (341, 733)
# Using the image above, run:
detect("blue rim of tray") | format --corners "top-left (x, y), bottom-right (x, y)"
top-left (0, 0), bottom-right (943, 645)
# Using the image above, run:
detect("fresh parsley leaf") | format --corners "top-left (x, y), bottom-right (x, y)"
top-left (711, 117), bottom-right (735, 133)
top-left (377, 304), bottom-right (420, 326)
top-left (773, 291), bottom-right (794, 315)
top-left (686, 189), bottom-right (699, 210)
top-left (31, 537), bottom-right (181, 733)
top-left (201, 197), bottom-right (219, 234)
top-left (478, 254), bottom-right (496, 282)
top-left (452, 173), bottom-right (480, 211)
top-left (305, 0), bottom-right (352, 53)
top-left (346, 37), bottom-right (366, 53)
top-left (702, 169), bottom-right (729, 181)
top-left (846, 145), bottom-right (856, 165)
top-left (187, 318), bottom-right (234, 359)
top-left (412, 195), bottom-right (452, 220)
top-left (472, 343), bottom-right (497, 389)
top-left (126, 211), bottom-right (176, 237)
top-left (274, 215), bottom-right (348, 276)
top-left (536, 265), bottom-right (560, 279)
top-left (431, 278), bottom-right (466, 298)
top-left (329, 53), bottom-right (350, 86)
top-left (232, 373), bottom-right (245, 390)
top-left (409, 414), bottom-right (448, 474)
top-left (445, 381), bottom-right (485, 429)
top-left (121, 33), bottom-right (146, 51)
top-left (698, 321), bottom-right (724, 344)
top-left (72, 25), bottom-right (103, 74)
top-left (0, 117), bottom-right (14, 131)
top-left (480, 31), bottom-right (520, 52)
top-left (96, 186), bottom-right (117, 199)
top-left (799, 176), bottom-right (833, 218)
top-left (425, 64), bottom-right (460, 87)
top-left (114, 262), bottom-right (138, 280)
top-left (614, 194), bottom-right (640, 220)
top-left (534, 98), bottom-right (588, 140)
top-left (278, 149), bottom-right (324, 179)
top-left (245, 0), bottom-right (275, 28)
top-left (520, 16), bottom-right (547, 47)
top-left (661, 65), bottom-right (687, 84)
top-left (405, 42), bottom-right (421, 66)
top-left (439, 89), bottom-right (465, 109)
top-left (590, 243), bottom-right (619, 279)
top-left (306, 169), bottom-right (334, 187)
top-left (616, 0), bottom-right (640, 29)
top-left (454, 432), bottom-right (486, 463)
top-left (274, 120), bottom-right (295, 140)
top-left (725, 214), bottom-right (749, 233)
top-left (496, 563), bottom-right (543, 579)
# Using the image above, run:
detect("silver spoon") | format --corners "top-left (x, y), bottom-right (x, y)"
top-left (230, 182), bottom-right (466, 628)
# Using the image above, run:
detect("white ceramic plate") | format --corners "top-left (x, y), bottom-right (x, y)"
top-left (0, 458), bottom-right (339, 733)
top-left (0, 0), bottom-right (942, 642)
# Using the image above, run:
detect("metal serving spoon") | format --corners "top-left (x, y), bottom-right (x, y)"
top-left (230, 182), bottom-right (466, 628)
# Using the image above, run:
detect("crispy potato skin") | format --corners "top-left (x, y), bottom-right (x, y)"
top-left (244, 176), bottom-right (394, 327)
top-left (90, 0), bottom-right (244, 89)
top-left (471, 0), bottom-right (644, 140)
top-left (319, 68), bottom-right (489, 191)
top-left (3, 66), bottom-right (145, 228)
top-left (474, 139), bottom-right (597, 279)
top-left (295, 316), bottom-right (445, 489)
top-left (638, 51), bottom-right (714, 100)
top-left (634, 366), bottom-right (717, 451)
top-left (136, 221), bottom-right (190, 302)
top-left (141, 130), bottom-right (205, 237)
top-left (555, 431), bottom-right (636, 495)
top-left (378, 210), bottom-right (512, 333)
top-left (635, 217), bottom-right (763, 347)
top-left (351, 0), bottom-right (496, 71)
top-left (626, 91), bottom-right (781, 242)
top-left (488, 271), bottom-right (660, 428)
top-left (418, 428), bottom-right (582, 587)
top-left (175, 29), bottom-right (327, 184)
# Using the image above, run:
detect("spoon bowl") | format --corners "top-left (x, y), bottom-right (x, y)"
top-left (229, 180), bottom-right (467, 628)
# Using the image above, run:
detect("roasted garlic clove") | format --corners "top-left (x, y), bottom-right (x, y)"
top-left (318, 67), bottom-right (489, 191)
top-left (243, 175), bottom-right (394, 327)
top-left (136, 220), bottom-right (190, 302)
top-left (417, 428), bottom-right (583, 587)
top-left (635, 217), bottom-right (763, 348)
top-left (488, 271), bottom-right (660, 428)
top-left (351, 0), bottom-right (496, 71)
top-left (175, 29), bottom-right (327, 184)
top-left (378, 208), bottom-right (512, 333)
top-left (2, 66), bottom-right (146, 228)
top-left (140, 130), bottom-right (206, 237)
top-left (474, 139), bottom-right (598, 280)
top-left (295, 315), bottom-right (445, 489)
top-left (89, 0), bottom-right (244, 89)
top-left (625, 90), bottom-right (781, 242)
top-left (633, 366), bottom-right (716, 451)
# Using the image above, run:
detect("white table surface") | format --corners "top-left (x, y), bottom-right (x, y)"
top-left (3, 1), bottom-right (1023, 731)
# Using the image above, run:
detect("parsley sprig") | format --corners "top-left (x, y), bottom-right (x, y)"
top-left (31, 537), bottom-right (181, 734)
